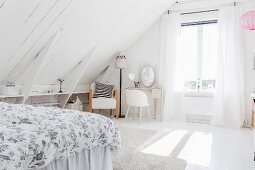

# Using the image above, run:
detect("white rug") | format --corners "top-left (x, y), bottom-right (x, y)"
top-left (112, 126), bottom-right (187, 170)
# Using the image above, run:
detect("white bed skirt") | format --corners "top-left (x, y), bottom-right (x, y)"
top-left (40, 146), bottom-right (113, 170)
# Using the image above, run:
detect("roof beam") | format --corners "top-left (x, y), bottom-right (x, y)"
top-left (21, 31), bottom-right (60, 103)
top-left (58, 46), bottom-right (97, 107)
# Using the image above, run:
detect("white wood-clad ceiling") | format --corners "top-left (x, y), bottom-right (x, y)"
top-left (0, 0), bottom-right (175, 85)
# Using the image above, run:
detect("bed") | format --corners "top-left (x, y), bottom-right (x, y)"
top-left (0, 102), bottom-right (121, 170)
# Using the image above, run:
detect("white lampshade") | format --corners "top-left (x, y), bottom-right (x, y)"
top-left (115, 55), bottom-right (127, 69)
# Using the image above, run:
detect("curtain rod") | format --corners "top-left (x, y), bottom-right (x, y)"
top-left (167, 0), bottom-right (246, 15)
top-left (180, 9), bottom-right (219, 15)
top-left (167, 8), bottom-right (220, 15)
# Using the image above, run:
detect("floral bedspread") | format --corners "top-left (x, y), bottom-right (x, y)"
top-left (0, 102), bottom-right (121, 169)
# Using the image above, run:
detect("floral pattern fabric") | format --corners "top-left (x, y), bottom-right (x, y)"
top-left (0, 102), bottom-right (121, 170)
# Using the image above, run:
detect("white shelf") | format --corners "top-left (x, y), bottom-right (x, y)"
top-left (0, 95), bottom-right (24, 98)
top-left (29, 92), bottom-right (69, 97)
top-left (126, 88), bottom-right (152, 90)
top-left (0, 92), bottom-right (88, 99)
top-left (32, 102), bottom-right (61, 106)
top-left (0, 90), bottom-right (88, 98)
top-left (72, 91), bottom-right (89, 94)
top-left (0, 91), bottom-right (88, 107)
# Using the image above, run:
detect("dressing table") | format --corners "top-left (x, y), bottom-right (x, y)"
top-left (127, 66), bottom-right (164, 120)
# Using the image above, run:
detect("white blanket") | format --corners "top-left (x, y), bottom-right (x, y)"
top-left (0, 102), bottom-right (120, 169)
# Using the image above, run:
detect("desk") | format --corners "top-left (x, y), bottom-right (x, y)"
top-left (126, 88), bottom-right (164, 120)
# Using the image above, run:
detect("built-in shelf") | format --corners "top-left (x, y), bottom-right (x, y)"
top-left (0, 95), bottom-right (25, 98)
top-left (0, 90), bottom-right (89, 98)
top-left (0, 91), bottom-right (89, 98)
top-left (0, 90), bottom-right (89, 106)
top-left (72, 91), bottom-right (89, 94)
top-left (29, 92), bottom-right (69, 97)
top-left (32, 102), bottom-right (61, 107)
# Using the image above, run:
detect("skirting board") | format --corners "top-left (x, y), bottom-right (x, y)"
top-left (186, 114), bottom-right (212, 124)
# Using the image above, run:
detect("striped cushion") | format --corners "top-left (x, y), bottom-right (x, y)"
top-left (93, 82), bottom-right (114, 98)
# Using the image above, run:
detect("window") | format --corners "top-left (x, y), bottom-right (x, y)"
top-left (178, 22), bottom-right (218, 91)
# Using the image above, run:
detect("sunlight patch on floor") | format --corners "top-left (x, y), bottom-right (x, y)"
top-left (178, 132), bottom-right (212, 167)
top-left (141, 130), bottom-right (187, 156)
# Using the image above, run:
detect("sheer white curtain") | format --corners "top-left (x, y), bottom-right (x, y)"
top-left (213, 5), bottom-right (245, 128)
top-left (157, 13), bottom-right (183, 121)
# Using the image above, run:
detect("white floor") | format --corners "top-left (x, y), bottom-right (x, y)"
top-left (112, 117), bottom-right (255, 170)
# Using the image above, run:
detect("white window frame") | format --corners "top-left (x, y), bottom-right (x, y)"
top-left (197, 25), bottom-right (203, 90)
top-left (181, 21), bottom-right (217, 92)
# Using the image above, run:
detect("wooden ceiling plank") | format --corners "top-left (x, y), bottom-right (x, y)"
top-left (0, 0), bottom-right (6, 9)
top-left (0, 0), bottom-right (59, 82)
top-left (49, 0), bottom-right (137, 64)
top-left (19, 0), bottom-right (44, 32)
top-left (35, 0), bottom-right (138, 84)
top-left (116, 2), bottom-right (171, 51)
top-left (5, 0), bottom-right (60, 63)
top-left (2, 0), bottom-right (74, 83)
top-left (47, 0), bottom-right (164, 85)
top-left (0, 0), bottom-right (42, 69)
top-left (104, 0), bottom-right (163, 50)
top-left (78, 0), bottom-right (174, 85)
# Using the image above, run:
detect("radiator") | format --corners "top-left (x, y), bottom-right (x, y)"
top-left (184, 95), bottom-right (213, 124)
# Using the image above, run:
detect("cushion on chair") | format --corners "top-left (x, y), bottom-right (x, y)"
top-left (92, 97), bottom-right (116, 109)
top-left (93, 82), bottom-right (114, 98)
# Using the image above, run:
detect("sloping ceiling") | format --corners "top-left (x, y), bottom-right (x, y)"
top-left (0, 0), bottom-right (175, 86)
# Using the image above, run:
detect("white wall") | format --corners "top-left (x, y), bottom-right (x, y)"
top-left (122, 5), bottom-right (255, 124)
top-left (120, 22), bottom-right (160, 117)
top-left (123, 21), bottom-right (160, 87)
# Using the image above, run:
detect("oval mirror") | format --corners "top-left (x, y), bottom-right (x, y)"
top-left (141, 66), bottom-right (155, 87)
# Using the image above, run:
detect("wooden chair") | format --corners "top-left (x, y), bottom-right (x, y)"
top-left (89, 83), bottom-right (119, 119)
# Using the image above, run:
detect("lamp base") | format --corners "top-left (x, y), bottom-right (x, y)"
top-left (58, 91), bottom-right (63, 93)
top-left (115, 115), bottom-right (125, 118)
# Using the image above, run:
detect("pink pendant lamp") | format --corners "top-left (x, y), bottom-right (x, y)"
top-left (240, 11), bottom-right (255, 30)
